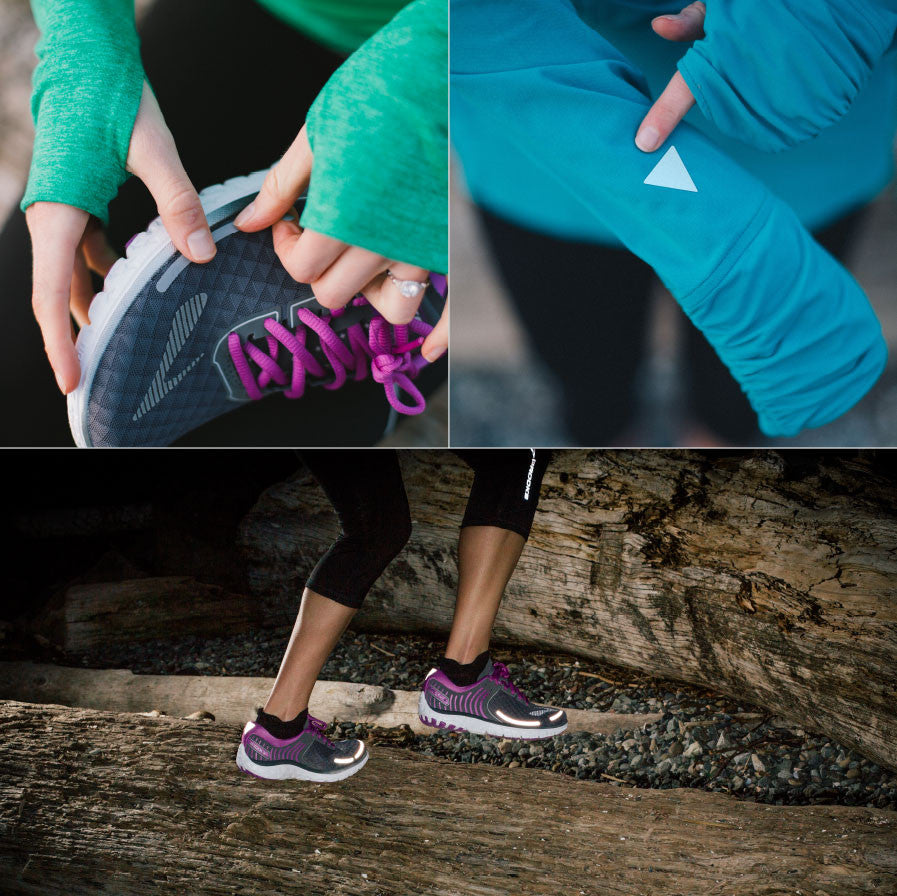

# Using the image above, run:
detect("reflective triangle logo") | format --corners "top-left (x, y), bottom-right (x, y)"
top-left (643, 146), bottom-right (697, 192)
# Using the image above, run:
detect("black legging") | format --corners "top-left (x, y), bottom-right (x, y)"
top-left (478, 206), bottom-right (868, 445)
top-left (303, 449), bottom-right (550, 608)
top-left (0, 0), bottom-right (443, 446)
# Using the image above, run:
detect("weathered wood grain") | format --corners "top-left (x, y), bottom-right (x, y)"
top-left (0, 662), bottom-right (660, 735)
top-left (239, 450), bottom-right (897, 771)
top-left (0, 701), bottom-right (895, 896)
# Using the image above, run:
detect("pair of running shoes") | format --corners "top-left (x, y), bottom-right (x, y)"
top-left (68, 170), bottom-right (445, 447)
top-left (236, 657), bottom-right (568, 782)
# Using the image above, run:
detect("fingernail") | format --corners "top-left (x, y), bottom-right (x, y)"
top-left (55, 371), bottom-right (67, 393)
top-left (234, 202), bottom-right (255, 228)
top-left (423, 346), bottom-right (447, 363)
top-left (187, 229), bottom-right (216, 262)
top-left (635, 125), bottom-right (660, 152)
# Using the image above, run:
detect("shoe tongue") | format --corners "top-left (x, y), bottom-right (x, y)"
top-left (477, 658), bottom-right (495, 681)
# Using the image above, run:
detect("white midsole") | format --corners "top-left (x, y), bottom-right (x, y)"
top-left (418, 692), bottom-right (567, 740)
top-left (67, 169), bottom-right (269, 448)
top-left (235, 742), bottom-right (368, 783)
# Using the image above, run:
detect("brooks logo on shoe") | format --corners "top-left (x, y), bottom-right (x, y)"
top-left (426, 681), bottom-right (453, 708)
top-left (132, 292), bottom-right (207, 421)
top-left (248, 736), bottom-right (273, 759)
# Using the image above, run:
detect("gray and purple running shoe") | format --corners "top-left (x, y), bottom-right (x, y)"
top-left (418, 659), bottom-right (568, 739)
top-left (67, 169), bottom-right (446, 447)
top-left (236, 714), bottom-right (368, 783)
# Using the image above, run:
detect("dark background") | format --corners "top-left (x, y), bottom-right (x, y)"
top-left (4, 448), bottom-right (896, 627)
top-left (1, 450), bottom-right (301, 624)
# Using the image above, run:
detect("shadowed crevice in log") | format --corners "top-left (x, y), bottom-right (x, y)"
top-left (1, 701), bottom-right (895, 896)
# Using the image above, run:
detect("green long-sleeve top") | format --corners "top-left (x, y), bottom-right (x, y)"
top-left (21, 0), bottom-right (447, 273)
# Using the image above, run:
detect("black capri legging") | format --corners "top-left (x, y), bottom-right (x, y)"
top-left (302, 449), bottom-right (550, 608)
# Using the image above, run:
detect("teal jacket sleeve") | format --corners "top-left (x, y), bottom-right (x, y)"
top-left (451, 0), bottom-right (887, 437)
top-left (677, 0), bottom-right (897, 152)
top-left (302, 0), bottom-right (448, 273)
top-left (21, 0), bottom-right (145, 223)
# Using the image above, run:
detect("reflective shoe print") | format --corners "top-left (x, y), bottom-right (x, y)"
top-left (67, 169), bottom-right (446, 447)
top-left (418, 658), bottom-right (568, 739)
top-left (236, 714), bottom-right (368, 783)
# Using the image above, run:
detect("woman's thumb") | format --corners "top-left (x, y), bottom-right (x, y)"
top-left (126, 82), bottom-right (215, 263)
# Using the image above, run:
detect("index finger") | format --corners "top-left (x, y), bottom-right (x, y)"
top-left (421, 299), bottom-right (448, 363)
top-left (635, 71), bottom-right (695, 153)
top-left (26, 203), bottom-right (88, 393)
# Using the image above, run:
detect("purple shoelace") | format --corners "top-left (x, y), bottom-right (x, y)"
top-left (307, 715), bottom-right (335, 748)
top-left (227, 296), bottom-right (432, 415)
top-left (490, 662), bottom-right (529, 703)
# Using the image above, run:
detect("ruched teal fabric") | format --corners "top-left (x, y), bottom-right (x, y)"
top-left (570, 1), bottom-right (897, 237)
top-left (451, 0), bottom-right (887, 436)
top-left (676, 0), bottom-right (897, 152)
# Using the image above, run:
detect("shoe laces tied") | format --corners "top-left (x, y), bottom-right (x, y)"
top-left (490, 662), bottom-right (529, 703)
top-left (227, 297), bottom-right (433, 415)
top-left (307, 715), bottom-right (335, 748)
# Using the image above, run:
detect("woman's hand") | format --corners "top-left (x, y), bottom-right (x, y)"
top-left (26, 82), bottom-right (215, 393)
top-left (234, 126), bottom-right (447, 361)
top-left (634, 2), bottom-right (705, 153)
top-left (634, 0), bottom-right (895, 154)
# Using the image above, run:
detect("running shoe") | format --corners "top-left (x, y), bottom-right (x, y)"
top-left (418, 658), bottom-right (568, 739)
top-left (67, 169), bottom-right (446, 447)
top-left (236, 714), bottom-right (368, 783)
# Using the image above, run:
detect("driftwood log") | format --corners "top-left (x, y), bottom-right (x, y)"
top-left (32, 577), bottom-right (260, 652)
top-left (1, 701), bottom-right (895, 896)
top-left (0, 662), bottom-right (660, 735)
top-left (240, 450), bottom-right (897, 772)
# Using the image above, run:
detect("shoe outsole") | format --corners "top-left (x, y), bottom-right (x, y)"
top-left (235, 742), bottom-right (369, 782)
top-left (418, 693), bottom-right (568, 740)
top-left (67, 169), bottom-right (270, 448)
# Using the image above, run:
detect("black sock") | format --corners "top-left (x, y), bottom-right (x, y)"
top-left (438, 650), bottom-right (490, 687)
top-left (255, 706), bottom-right (308, 739)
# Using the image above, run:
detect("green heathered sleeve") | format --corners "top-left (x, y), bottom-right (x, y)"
top-left (302, 0), bottom-right (447, 273)
top-left (20, 0), bottom-right (145, 224)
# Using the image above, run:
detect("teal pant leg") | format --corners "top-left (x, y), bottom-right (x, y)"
top-left (451, 0), bottom-right (887, 437)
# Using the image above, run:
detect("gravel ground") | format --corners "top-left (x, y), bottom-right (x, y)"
top-left (57, 628), bottom-right (897, 811)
